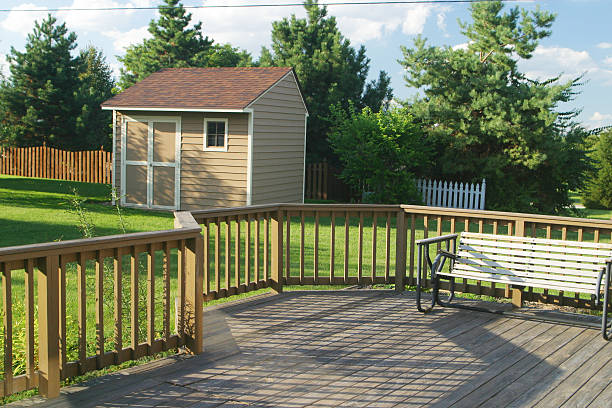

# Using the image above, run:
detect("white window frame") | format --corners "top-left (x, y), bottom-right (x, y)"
top-left (203, 118), bottom-right (229, 152)
top-left (121, 115), bottom-right (181, 210)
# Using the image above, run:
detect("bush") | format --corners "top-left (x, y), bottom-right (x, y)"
top-left (582, 129), bottom-right (612, 209)
top-left (328, 105), bottom-right (431, 204)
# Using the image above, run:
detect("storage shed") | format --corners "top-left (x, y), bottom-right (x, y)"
top-left (101, 67), bottom-right (308, 210)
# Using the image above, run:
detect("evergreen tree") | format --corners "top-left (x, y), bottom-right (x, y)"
top-left (118, 0), bottom-right (253, 89)
top-left (0, 14), bottom-right (80, 148)
top-left (399, 1), bottom-right (588, 214)
top-left (582, 128), bottom-right (612, 209)
top-left (260, 0), bottom-right (392, 162)
top-left (75, 46), bottom-right (115, 150)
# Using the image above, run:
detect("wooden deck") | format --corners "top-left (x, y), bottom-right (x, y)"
top-left (18, 290), bottom-right (612, 408)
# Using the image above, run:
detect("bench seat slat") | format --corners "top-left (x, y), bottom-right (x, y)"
top-left (459, 244), bottom-right (608, 264)
top-left (461, 237), bottom-right (612, 257)
top-left (453, 262), bottom-right (599, 286)
top-left (438, 269), bottom-right (598, 294)
top-left (457, 251), bottom-right (605, 277)
top-left (461, 232), bottom-right (612, 250)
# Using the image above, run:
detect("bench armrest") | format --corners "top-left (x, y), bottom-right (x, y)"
top-left (416, 234), bottom-right (458, 247)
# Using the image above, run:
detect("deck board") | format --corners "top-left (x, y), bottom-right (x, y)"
top-left (17, 290), bottom-right (612, 408)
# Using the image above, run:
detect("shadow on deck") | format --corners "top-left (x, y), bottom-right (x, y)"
top-left (22, 290), bottom-right (612, 408)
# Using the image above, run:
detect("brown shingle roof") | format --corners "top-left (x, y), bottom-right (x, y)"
top-left (101, 67), bottom-right (294, 111)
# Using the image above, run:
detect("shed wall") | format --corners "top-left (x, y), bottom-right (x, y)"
top-left (250, 74), bottom-right (307, 204)
top-left (114, 110), bottom-right (248, 210)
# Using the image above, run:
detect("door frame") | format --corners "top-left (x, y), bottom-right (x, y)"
top-left (121, 114), bottom-right (181, 210)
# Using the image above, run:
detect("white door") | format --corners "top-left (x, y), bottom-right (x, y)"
top-left (121, 116), bottom-right (181, 210)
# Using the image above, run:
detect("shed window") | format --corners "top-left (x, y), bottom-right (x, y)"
top-left (204, 118), bottom-right (228, 151)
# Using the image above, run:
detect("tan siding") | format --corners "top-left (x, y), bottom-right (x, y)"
top-left (251, 73), bottom-right (307, 205)
top-left (115, 110), bottom-right (248, 210)
top-left (180, 112), bottom-right (248, 210)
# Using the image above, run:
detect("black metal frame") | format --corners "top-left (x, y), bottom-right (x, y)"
top-left (415, 234), bottom-right (612, 340)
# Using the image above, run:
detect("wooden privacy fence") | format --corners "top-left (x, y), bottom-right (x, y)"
top-left (417, 178), bottom-right (486, 210)
top-left (0, 146), bottom-right (112, 184)
top-left (305, 161), bottom-right (352, 202)
top-left (2, 203), bottom-right (612, 400)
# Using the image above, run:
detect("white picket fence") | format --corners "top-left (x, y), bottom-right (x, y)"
top-left (416, 178), bottom-right (486, 210)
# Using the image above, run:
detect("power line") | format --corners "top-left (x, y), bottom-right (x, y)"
top-left (0, 1), bottom-right (528, 13)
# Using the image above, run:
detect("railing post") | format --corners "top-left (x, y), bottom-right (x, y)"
top-left (271, 209), bottom-right (284, 294)
top-left (515, 219), bottom-right (526, 237)
top-left (395, 209), bottom-right (407, 292)
top-left (184, 234), bottom-right (203, 354)
top-left (37, 255), bottom-right (61, 398)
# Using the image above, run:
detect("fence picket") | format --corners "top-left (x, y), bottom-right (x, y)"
top-left (0, 146), bottom-right (112, 184)
top-left (416, 178), bottom-right (486, 210)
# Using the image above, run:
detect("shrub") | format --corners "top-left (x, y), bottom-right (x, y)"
top-left (328, 105), bottom-right (431, 204)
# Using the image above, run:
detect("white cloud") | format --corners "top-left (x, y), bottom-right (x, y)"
top-left (103, 26), bottom-right (150, 52)
top-left (401, 5), bottom-right (432, 35)
top-left (0, 3), bottom-right (48, 35)
top-left (587, 112), bottom-right (612, 129)
top-left (452, 42), bottom-right (469, 51)
top-left (0, 55), bottom-right (9, 78)
top-left (58, 0), bottom-right (153, 32)
top-left (597, 42), bottom-right (612, 49)
top-left (437, 12), bottom-right (447, 32)
top-left (190, 1), bottom-right (437, 51)
top-left (604, 56), bottom-right (612, 66)
top-left (521, 46), bottom-right (612, 86)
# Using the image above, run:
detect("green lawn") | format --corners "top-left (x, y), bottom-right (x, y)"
top-left (0, 175), bottom-right (174, 247)
top-left (0, 176), bottom-right (608, 403)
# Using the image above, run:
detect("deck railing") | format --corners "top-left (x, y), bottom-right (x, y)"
top-left (192, 204), bottom-right (612, 310)
top-left (2, 203), bottom-right (612, 400)
top-left (0, 212), bottom-right (203, 399)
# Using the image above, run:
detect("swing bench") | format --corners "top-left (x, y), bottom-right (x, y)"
top-left (415, 232), bottom-right (612, 340)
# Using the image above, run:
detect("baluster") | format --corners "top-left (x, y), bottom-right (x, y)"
top-left (3, 262), bottom-right (13, 395)
top-left (285, 214), bottom-right (291, 279)
top-left (371, 212), bottom-right (377, 280)
top-left (163, 242), bottom-right (171, 347)
top-left (358, 212), bottom-right (364, 282)
top-left (235, 216), bottom-right (241, 289)
top-left (314, 212), bottom-right (319, 281)
top-left (330, 212), bottom-right (336, 281)
top-left (264, 213), bottom-right (269, 282)
top-left (225, 217), bottom-right (231, 291)
top-left (147, 244), bottom-right (156, 349)
top-left (385, 212), bottom-right (391, 282)
top-left (77, 254), bottom-right (87, 373)
top-left (114, 248), bottom-right (122, 360)
top-left (95, 251), bottom-right (104, 366)
top-left (215, 218), bottom-right (221, 292)
top-left (25, 259), bottom-right (35, 386)
top-left (344, 211), bottom-right (350, 282)
top-left (300, 211), bottom-right (305, 282)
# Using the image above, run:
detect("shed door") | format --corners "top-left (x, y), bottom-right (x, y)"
top-left (122, 117), bottom-right (180, 209)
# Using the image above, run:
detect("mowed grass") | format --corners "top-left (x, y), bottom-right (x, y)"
top-left (0, 176), bottom-right (608, 402)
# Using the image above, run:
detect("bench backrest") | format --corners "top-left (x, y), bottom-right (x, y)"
top-left (443, 232), bottom-right (612, 295)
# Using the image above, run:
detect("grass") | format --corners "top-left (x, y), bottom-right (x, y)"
top-left (0, 176), bottom-right (609, 403)
top-left (0, 175), bottom-right (174, 247)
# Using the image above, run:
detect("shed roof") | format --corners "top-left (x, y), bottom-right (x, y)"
top-left (101, 67), bottom-right (297, 111)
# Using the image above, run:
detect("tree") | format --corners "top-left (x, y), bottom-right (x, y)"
top-left (399, 1), bottom-right (588, 214)
top-left (118, 0), bottom-right (253, 89)
top-left (260, 0), bottom-right (393, 162)
top-left (0, 14), bottom-right (81, 148)
top-left (581, 128), bottom-right (612, 209)
top-left (75, 46), bottom-right (115, 150)
top-left (328, 104), bottom-right (431, 204)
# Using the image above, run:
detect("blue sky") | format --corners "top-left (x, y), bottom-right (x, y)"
top-left (1, 0), bottom-right (611, 129)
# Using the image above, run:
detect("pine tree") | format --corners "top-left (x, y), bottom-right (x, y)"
top-left (399, 1), bottom-right (588, 213)
top-left (260, 0), bottom-right (392, 162)
top-left (75, 46), bottom-right (115, 150)
top-left (118, 0), bottom-right (253, 89)
top-left (0, 14), bottom-right (80, 148)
